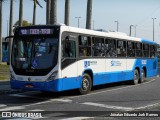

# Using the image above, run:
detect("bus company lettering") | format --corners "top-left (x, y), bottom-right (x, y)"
top-left (84, 61), bottom-right (97, 68)
top-left (111, 60), bottom-right (122, 66)
top-left (142, 60), bottom-right (147, 65)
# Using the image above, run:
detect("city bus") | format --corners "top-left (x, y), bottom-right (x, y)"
top-left (7, 24), bottom-right (158, 95)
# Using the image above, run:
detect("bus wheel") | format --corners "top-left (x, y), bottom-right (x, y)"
top-left (79, 74), bottom-right (92, 95)
top-left (139, 69), bottom-right (145, 83)
top-left (132, 69), bottom-right (139, 85)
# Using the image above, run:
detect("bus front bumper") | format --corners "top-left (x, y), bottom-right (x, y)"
top-left (10, 79), bottom-right (61, 92)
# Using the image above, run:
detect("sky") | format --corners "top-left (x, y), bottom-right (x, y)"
top-left (2, 0), bottom-right (160, 43)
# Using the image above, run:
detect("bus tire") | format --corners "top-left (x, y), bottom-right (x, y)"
top-left (79, 74), bottom-right (92, 95)
top-left (139, 69), bottom-right (145, 83)
top-left (132, 69), bottom-right (139, 85)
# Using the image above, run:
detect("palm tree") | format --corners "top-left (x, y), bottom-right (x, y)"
top-left (50, 0), bottom-right (57, 24)
top-left (64, 0), bottom-right (70, 26)
top-left (32, 0), bottom-right (43, 25)
top-left (8, 0), bottom-right (14, 65)
top-left (86, 0), bottom-right (92, 29)
top-left (46, 0), bottom-right (51, 24)
top-left (19, 0), bottom-right (23, 26)
top-left (0, 0), bottom-right (3, 63)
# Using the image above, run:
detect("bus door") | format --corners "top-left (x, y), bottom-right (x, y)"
top-left (61, 33), bottom-right (78, 90)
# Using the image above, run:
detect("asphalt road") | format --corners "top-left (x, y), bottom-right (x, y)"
top-left (0, 76), bottom-right (159, 120)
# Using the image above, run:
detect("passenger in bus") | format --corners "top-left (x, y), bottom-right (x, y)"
top-left (83, 48), bottom-right (88, 56)
top-left (64, 36), bottom-right (71, 57)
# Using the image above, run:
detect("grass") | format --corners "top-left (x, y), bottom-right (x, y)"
top-left (0, 64), bottom-right (9, 80)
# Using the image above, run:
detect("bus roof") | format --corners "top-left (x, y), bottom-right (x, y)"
top-left (16, 24), bottom-right (157, 44)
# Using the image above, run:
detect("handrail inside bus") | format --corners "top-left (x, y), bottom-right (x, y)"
top-left (5, 35), bottom-right (14, 41)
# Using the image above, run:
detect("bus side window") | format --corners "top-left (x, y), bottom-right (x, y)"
top-left (117, 40), bottom-right (126, 57)
top-left (105, 39), bottom-right (117, 57)
top-left (79, 36), bottom-right (91, 57)
top-left (150, 45), bottom-right (156, 58)
top-left (127, 41), bottom-right (135, 57)
top-left (143, 44), bottom-right (149, 57)
top-left (62, 36), bottom-right (76, 58)
top-left (136, 42), bottom-right (142, 57)
top-left (92, 37), bottom-right (105, 57)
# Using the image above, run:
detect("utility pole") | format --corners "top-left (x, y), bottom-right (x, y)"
top-left (152, 18), bottom-right (156, 41)
top-left (115, 21), bottom-right (119, 32)
top-left (129, 25), bottom-right (134, 36)
top-left (75, 17), bottom-right (81, 28)
top-left (86, 0), bottom-right (92, 29)
top-left (8, 0), bottom-right (14, 65)
top-left (134, 25), bottom-right (137, 37)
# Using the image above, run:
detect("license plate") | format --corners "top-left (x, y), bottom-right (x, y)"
top-left (25, 84), bottom-right (34, 88)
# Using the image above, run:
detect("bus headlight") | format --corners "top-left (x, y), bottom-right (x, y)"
top-left (47, 71), bottom-right (58, 81)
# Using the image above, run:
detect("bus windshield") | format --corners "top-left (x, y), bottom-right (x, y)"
top-left (11, 37), bottom-right (58, 75)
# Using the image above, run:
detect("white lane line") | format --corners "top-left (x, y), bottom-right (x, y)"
top-left (7, 78), bottom-right (157, 112)
top-left (0, 106), bottom-right (25, 111)
top-left (59, 117), bottom-right (94, 120)
top-left (82, 102), bottom-right (134, 111)
top-left (10, 94), bottom-right (44, 100)
top-left (10, 93), bottom-right (72, 103)
top-left (135, 102), bottom-right (160, 110)
top-left (0, 104), bottom-right (7, 108)
top-left (66, 78), bottom-right (157, 99)
top-left (29, 109), bottom-right (45, 112)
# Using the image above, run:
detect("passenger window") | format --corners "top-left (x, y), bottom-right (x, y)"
top-left (79, 36), bottom-right (91, 57)
top-left (127, 41), bottom-right (135, 57)
top-left (105, 39), bottom-right (117, 57)
top-left (150, 45), bottom-right (156, 58)
top-left (92, 37), bottom-right (105, 57)
top-left (136, 42), bottom-right (142, 57)
top-left (62, 36), bottom-right (76, 58)
top-left (117, 40), bottom-right (126, 57)
top-left (143, 44), bottom-right (149, 57)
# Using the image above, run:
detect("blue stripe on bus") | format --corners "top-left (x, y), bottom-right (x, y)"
top-left (10, 58), bottom-right (158, 92)
top-left (141, 39), bottom-right (157, 44)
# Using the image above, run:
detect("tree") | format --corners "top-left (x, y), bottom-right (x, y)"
top-left (50, 0), bottom-right (57, 24)
top-left (13, 20), bottom-right (32, 32)
top-left (8, 0), bottom-right (14, 65)
top-left (0, 0), bottom-right (3, 63)
top-left (86, 0), bottom-right (92, 29)
top-left (0, 0), bottom-right (7, 63)
top-left (46, 0), bottom-right (51, 24)
top-left (32, 0), bottom-right (43, 25)
top-left (19, 0), bottom-right (23, 27)
top-left (64, 0), bottom-right (70, 26)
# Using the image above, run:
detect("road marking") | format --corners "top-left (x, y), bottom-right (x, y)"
top-left (10, 94), bottom-right (44, 100)
top-left (0, 106), bottom-right (25, 111)
top-left (82, 102), bottom-right (134, 111)
top-left (0, 104), bottom-right (7, 108)
top-left (7, 78), bottom-right (157, 112)
top-left (60, 117), bottom-right (94, 120)
top-left (68, 78), bottom-right (156, 99)
top-left (29, 109), bottom-right (45, 112)
top-left (135, 102), bottom-right (160, 110)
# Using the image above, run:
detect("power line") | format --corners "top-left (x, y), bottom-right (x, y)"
top-left (137, 5), bottom-right (160, 25)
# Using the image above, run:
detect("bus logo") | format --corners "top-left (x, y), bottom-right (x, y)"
top-left (84, 61), bottom-right (89, 68)
top-left (142, 60), bottom-right (147, 65)
top-left (111, 60), bottom-right (122, 66)
top-left (84, 61), bottom-right (97, 68)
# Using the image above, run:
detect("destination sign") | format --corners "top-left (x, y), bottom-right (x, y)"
top-left (19, 29), bottom-right (54, 35)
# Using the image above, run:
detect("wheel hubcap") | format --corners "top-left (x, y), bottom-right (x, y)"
top-left (135, 72), bottom-right (139, 83)
top-left (82, 78), bottom-right (89, 91)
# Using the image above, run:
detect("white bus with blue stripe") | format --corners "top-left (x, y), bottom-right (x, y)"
top-left (9, 25), bottom-right (158, 95)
